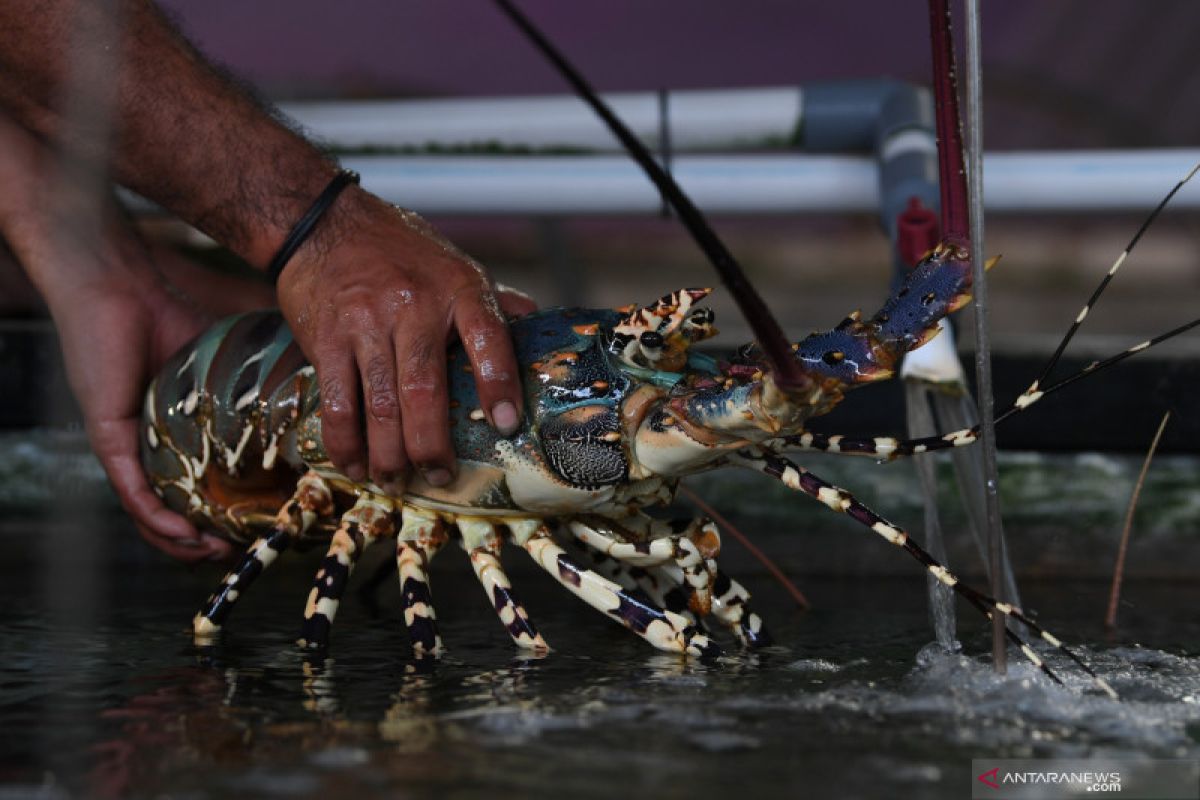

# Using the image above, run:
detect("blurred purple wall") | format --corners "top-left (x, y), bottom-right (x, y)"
top-left (160, 0), bottom-right (1200, 147)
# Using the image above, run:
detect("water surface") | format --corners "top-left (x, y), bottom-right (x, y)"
top-left (1, 515), bottom-right (1197, 799)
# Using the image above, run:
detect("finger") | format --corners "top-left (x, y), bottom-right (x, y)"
top-left (395, 328), bottom-right (455, 486)
top-left (354, 335), bottom-right (407, 492)
top-left (96, 431), bottom-right (230, 563)
top-left (135, 522), bottom-right (230, 563)
top-left (312, 346), bottom-right (367, 482)
top-left (496, 284), bottom-right (538, 318)
top-left (454, 290), bottom-right (523, 436)
top-left (92, 420), bottom-right (201, 544)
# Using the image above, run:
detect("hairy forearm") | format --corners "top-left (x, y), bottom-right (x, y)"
top-left (0, 0), bottom-right (336, 268)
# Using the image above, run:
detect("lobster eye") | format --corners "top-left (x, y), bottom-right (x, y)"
top-left (640, 331), bottom-right (664, 349)
top-left (822, 350), bottom-right (845, 365)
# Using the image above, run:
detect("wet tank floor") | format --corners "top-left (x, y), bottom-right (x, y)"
top-left (0, 514), bottom-right (1197, 800)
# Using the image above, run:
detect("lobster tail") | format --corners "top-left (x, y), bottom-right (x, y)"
top-left (793, 242), bottom-right (974, 386)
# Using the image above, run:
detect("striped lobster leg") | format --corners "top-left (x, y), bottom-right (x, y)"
top-left (709, 569), bottom-right (772, 649)
top-left (395, 506), bottom-right (449, 658)
top-left (568, 516), bottom-right (718, 618)
top-left (576, 547), bottom-right (701, 628)
top-left (509, 520), bottom-right (722, 658)
top-left (297, 494), bottom-right (395, 650)
top-left (568, 515), bottom-right (772, 649)
top-left (193, 470), bottom-right (334, 639)
top-left (456, 517), bottom-right (548, 652)
top-left (730, 448), bottom-right (1117, 698)
top-left (571, 532), bottom-right (771, 648)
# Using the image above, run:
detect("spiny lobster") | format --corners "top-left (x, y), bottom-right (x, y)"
top-left (139, 0), bottom-right (1197, 697)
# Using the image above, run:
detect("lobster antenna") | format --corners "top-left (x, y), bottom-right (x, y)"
top-left (928, 0), bottom-right (970, 248)
top-left (493, 0), bottom-right (812, 395)
top-left (1016, 161), bottom-right (1200, 410)
top-left (781, 160), bottom-right (1200, 458)
top-left (734, 451), bottom-right (1118, 697)
top-left (997, 314), bottom-right (1200, 423)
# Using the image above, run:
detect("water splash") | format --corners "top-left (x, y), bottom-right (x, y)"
top-left (904, 380), bottom-right (1022, 650)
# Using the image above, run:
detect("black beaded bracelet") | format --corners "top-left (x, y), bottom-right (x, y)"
top-left (266, 169), bottom-right (360, 284)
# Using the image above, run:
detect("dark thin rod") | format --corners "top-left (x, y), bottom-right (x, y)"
top-left (493, 0), bottom-right (811, 395)
top-left (962, 0), bottom-right (1006, 673)
top-left (1105, 411), bottom-right (1170, 629)
top-left (658, 88), bottom-right (671, 219)
top-left (928, 0), bottom-right (969, 245)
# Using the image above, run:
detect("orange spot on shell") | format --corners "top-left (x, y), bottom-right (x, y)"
top-left (572, 324), bottom-right (599, 335)
top-left (694, 529), bottom-right (721, 559)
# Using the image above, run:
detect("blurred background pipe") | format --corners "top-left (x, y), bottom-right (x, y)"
top-left (119, 149), bottom-right (1200, 217)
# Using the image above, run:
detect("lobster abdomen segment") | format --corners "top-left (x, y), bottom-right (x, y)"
top-left (142, 311), bottom-right (317, 541)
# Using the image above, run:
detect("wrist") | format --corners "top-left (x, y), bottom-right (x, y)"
top-left (271, 182), bottom-right (384, 289)
top-left (266, 168), bottom-right (361, 284)
top-left (231, 159), bottom-right (345, 272)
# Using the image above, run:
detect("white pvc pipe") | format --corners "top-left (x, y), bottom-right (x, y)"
top-left (335, 150), bottom-right (1200, 215)
top-left (983, 151), bottom-right (1200, 212)
top-left (282, 88), bottom-right (803, 151)
top-left (341, 154), bottom-right (871, 214)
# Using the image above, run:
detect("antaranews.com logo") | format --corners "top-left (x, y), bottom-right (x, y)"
top-left (971, 759), bottom-right (1198, 800)
top-left (976, 765), bottom-right (1120, 793)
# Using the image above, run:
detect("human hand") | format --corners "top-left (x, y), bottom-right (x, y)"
top-left (53, 273), bottom-right (234, 562)
top-left (0, 114), bottom-right (254, 561)
top-left (276, 191), bottom-right (528, 493)
top-left (52, 244), bottom-right (273, 561)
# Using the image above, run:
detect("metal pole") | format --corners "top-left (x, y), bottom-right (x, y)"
top-left (963, 0), bottom-right (1006, 672)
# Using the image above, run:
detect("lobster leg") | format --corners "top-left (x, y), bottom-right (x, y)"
top-left (577, 547), bottom-right (700, 628)
top-left (570, 516), bottom-right (771, 648)
top-left (396, 505), bottom-right (449, 658)
top-left (775, 428), bottom-right (977, 461)
top-left (709, 569), bottom-right (772, 649)
top-left (297, 494), bottom-right (395, 650)
top-left (508, 519), bottom-right (722, 658)
top-left (193, 471), bottom-right (334, 638)
top-left (457, 517), bottom-right (549, 652)
top-left (731, 448), bottom-right (1117, 697)
top-left (568, 515), bottom-right (718, 618)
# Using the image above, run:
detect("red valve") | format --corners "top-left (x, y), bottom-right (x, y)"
top-left (896, 196), bottom-right (940, 269)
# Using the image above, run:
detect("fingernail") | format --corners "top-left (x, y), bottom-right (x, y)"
top-left (345, 463), bottom-right (367, 482)
top-left (381, 474), bottom-right (406, 496)
top-left (423, 467), bottom-right (452, 487)
top-left (203, 536), bottom-right (229, 561)
top-left (491, 400), bottom-right (520, 436)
